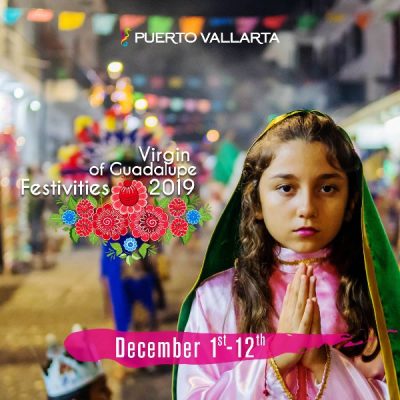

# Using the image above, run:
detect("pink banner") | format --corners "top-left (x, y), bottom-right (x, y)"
top-left (235, 17), bottom-right (260, 34)
top-left (65, 329), bottom-right (352, 367)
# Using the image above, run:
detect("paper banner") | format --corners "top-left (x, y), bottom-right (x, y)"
top-left (187, 76), bottom-right (203, 89)
top-left (325, 12), bottom-right (346, 24)
top-left (92, 14), bottom-right (117, 35)
top-left (179, 16), bottom-right (205, 34)
top-left (148, 16), bottom-right (174, 33)
top-left (297, 14), bottom-right (319, 30)
top-left (235, 17), bottom-right (259, 34)
top-left (120, 14), bottom-right (146, 30)
top-left (168, 76), bottom-right (184, 89)
top-left (150, 76), bottom-right (165, 89)
top-left (58, 11), bottom-right (86, 31)
top-left (262, 15), bottom-right (287, 30)
top-left (2, 8), bottom-right (23, 25)
top-left (132, 74), bottom-right (147, 87)
top-left (209, 17), bottom-right (235, 27)
top-left (27, 8), bottom-right (54, 23)
top-left (184, 99), bottom-right (197, 112)
top-left (158, 97), bottom-right (171, 109)
top-left (144, 94), bottom-right (158, 108)
top-left (355, 12), bottom-right (372, 30)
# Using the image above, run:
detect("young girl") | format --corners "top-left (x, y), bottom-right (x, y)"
top-left (174, 110), bottom-right (400, 399)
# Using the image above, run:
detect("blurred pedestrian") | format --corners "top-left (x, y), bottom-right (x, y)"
top-left (27, 166), bottom-right (48, 269)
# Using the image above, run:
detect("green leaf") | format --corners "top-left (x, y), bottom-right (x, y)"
top-left (87, 195), bottom-right (98, 207)
top-left (182, 195), bottom-right (190, 205)
top-left (189, 194), bottom-right (201, 207)
top-left (204, 204), bottom-right (212, 214)
top-left (49, 213), bottom-right (62, 225)
top-left (88, 232), bottom-right (99, 245)
top-left (119, 253), bottom-right (127, 259)
top-left (158, 197), bottom-right (170, 209)
top-left (148, 245), bottom-right (157, 255)
top-left (188, 225), bottom-right (196, 233)
top-left (181, 230), bottom-right (193, 245)
top-left (110, 242), bottom-right (123, 256)
top-left (187, 205), bottom-right (195, 211)
top-left (163, 229), bottom-right (173, 244)
top-left (132, 252), bottom-right (141, 261)
top-left (153, 197), bottom-right (159, 206)
top-left (62, 226), bottom-right (70, 231)
top-left (126, 255), bottom-right (133, 265)
top-left (70, 227), bottom-right (79, 243)
top-left (68, 196), bottom-right (77, 210)
top-left (201, 213), bottom-right (212, 222)
top-left (106, 250), bottom-right (116, 260)
top-left (58, 205), bottom-right (67, 215)
top-left (138, 243), bottom-right (151, 258)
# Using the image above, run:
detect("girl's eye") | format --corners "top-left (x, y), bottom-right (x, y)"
top-left (321, 184), bottom-right (337, 193)
top-left (277, 184), bottom-right (293, 193)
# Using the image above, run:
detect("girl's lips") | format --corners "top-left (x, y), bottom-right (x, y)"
top-left (294, 228), bottom-right (319, 237)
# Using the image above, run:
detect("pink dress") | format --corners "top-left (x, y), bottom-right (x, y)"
top-left (177, 247), bottom-right (388, 399)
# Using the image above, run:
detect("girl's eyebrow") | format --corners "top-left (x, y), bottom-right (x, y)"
top-left (269, 173), bottom-right (345, 180)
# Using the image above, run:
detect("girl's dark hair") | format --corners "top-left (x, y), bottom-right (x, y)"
top-left (234, 111), bottom-right (379, 361)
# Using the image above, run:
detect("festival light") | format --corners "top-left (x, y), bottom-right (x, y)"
top-left (206, 129), bottom-right (220, 143)
top-left (144, 115), bottom-right (159, 128)
top-left (30, 100), bottom-right (41, 111)
top-left (107, 61), bottom-right (124, 79)
top-left (135, 98), bottom-right (148, 112)
top-left (16, 136), bottom-right (26, 146)
top-left (13, 87), bottom-right (24, 99)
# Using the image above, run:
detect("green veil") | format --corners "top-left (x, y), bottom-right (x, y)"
top-left (172, 110), bottom-right (400, 399)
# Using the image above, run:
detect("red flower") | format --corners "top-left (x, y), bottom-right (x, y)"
top-left (93, 204), bottom-right (128, 240)
top-left (75, 218), bottom-right (93, 237)
top-left (111, 180), bottom-right (147, 215)
top-left (170, 218), bottom-right (188, 237)
top-left (76, 199), bottom-right (94, 219)
top-left (129, 205), bottom-right (168, 242)
top-left (168, 198), bottom-right (187, 217)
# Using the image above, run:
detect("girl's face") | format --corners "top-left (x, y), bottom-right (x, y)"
top-left (257, 140), bottom-right (349, 253)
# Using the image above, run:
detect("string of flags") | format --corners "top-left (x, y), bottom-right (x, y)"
top-left (2, 7), bottom-right (395, 34)
top-left (131, 73), bottom-right (234, 90)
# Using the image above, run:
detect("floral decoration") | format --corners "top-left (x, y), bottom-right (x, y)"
top-left (76, 199), bottom-right (95, 218)
top-left (170, 218), bottom-right (188, 237)
top-left (168, 198), bottom-right (187, 217)
top-left (111, 179), bottom-right (147, 214)
top-left (186, 209), bottom-right (201, 225)
top-left (49, 180), bottom-right (212, 262)
top-left (129, 205), bottom-right (168, 242)
top-left (75, 218), bottom-right (93, 237)
top-left (62, 210), bottom-right (77, 225)
top-left (93, 204), bottom-right (128, 240)
top-left (123, 237), bottom-right (138, 252)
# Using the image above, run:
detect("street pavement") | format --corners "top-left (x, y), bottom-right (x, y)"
top-left (0, 236), bottom-right (206, 400)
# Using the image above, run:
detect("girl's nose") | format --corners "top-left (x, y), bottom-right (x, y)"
top-left (297, 190), bottom-right (317, 219)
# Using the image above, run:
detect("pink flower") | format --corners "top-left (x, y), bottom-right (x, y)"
top-left (76, 199), bottom-right (94, 219)
top-left (168, 198), bottom-right (187, 217)
top-left (75, 218), bottom-right (93, 237)
top-left (128, 205), bottom-right (168, 242)
top-left (111, 180), bottom-right (148, 215)
top-left (170, 218), bottom-right (188, 237)
top-left (93, 204), bottom-right (128, 240)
